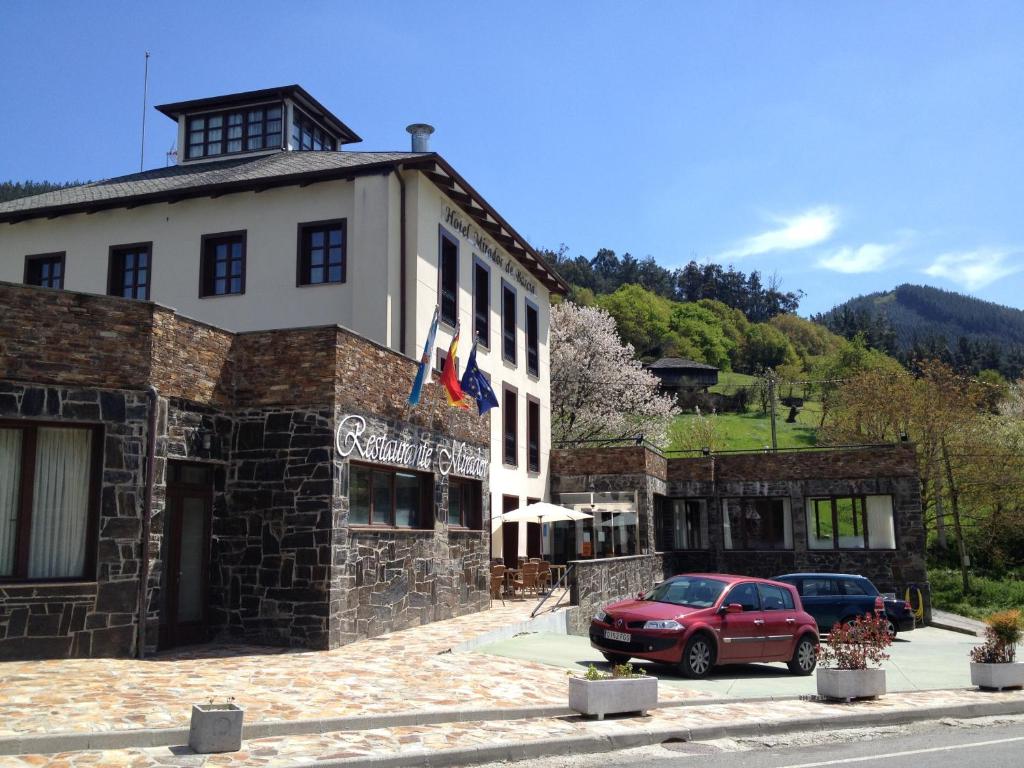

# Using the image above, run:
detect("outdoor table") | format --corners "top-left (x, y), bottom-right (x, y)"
top-left (503, 568), bottom-right (521, 599)
top-left (549, 564), bottom-right (567, 585)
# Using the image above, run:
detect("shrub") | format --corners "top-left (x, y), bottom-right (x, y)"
top-left (970, 610), bottom-right (1022, 664)
top-left (817, 613), bottom-right (892, 670)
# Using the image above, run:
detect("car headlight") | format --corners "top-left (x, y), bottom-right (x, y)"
top-left (643, 619), bottom-right (685, 630)
top-left (594, 610), bottom-right (609, 623)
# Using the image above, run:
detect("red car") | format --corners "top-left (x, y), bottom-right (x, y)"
top-left (589, 573), bottom-right (819, 678)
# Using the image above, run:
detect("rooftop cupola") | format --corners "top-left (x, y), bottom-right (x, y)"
top-left (155, 85), bottom-right (362, 165)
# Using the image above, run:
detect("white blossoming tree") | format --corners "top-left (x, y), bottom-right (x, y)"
top-left (550, 301), bottom-right (679, 445)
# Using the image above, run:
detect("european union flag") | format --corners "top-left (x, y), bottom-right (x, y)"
top-left (460, 341), bottom-right (500, 416)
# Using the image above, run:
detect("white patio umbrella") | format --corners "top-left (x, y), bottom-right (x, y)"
top-left (490, 501), bottom-right (593, 532)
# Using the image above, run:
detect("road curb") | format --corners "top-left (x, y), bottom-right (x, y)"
top-left (280, 696), bottom-right (1024, 768)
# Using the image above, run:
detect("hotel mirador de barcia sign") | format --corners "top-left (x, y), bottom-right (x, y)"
top-left (443, 206), bottom-right (537, 294)
top-left (336, 415), bottom-right (488, 479)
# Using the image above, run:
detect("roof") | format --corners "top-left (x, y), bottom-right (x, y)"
top-left (646, 357), bottom-right (719, 371)
top-left (0, 151), bottom-right (568, 295)
top-left (156, 84), bottom-right (361, 145)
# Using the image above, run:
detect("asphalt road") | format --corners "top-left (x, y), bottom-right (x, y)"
top-left (651, 720), bottom-right (1024, 768)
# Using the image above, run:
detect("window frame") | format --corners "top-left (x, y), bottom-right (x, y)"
top-left (438, 226), bottom-right (459, 328)
top-left (501, 280), bottom-right (517, 365)
top-left (502, 384), bottom-right (518, 467)
top-left (525, 298), bottom-right (540, 377)
top-left (472, 257), bottom-right (491, 349)
top-left (291, 108), bottom-right (337, 151)
top-left (24, 252), bottom-right (66, 289)
top-left (296, 219), bottom-right (347, 287)
top-left (199, 230), bottom-right (247, 298)
top-left (722, 497), bottom-right (793, 551)
top-left (807, 495), bottom-right (874, 550)
top-left (107, 242), bottom-right (153, 300)
top-left (447, 476), bottom-right (483, 530)
top-left (526, 395), bottom-right (541, 473)
top-left (186, 101), bottom-right (284, 160)
top-left (348, 462), bottom-right (434, 530)
top-left (0, 420), bottom-right (103, 583)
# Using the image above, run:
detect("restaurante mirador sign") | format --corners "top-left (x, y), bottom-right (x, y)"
top-left (335, 415), bottom-right (487, 479)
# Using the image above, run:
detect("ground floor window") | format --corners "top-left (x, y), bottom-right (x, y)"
top-left (723, 497), bottom-right (792, 550)
top-left (657, 498), bottom-right (708, 550)
top-left (447, 477), bottom-right (482, 529)
top-left (349, 464), bottom-right (433, 528)
top-left (0, 423), bottom-right (99, 579)
top-left (558, 491), bottom-right (638, 559)
top-left (807, 495), bottom-right (896, 550)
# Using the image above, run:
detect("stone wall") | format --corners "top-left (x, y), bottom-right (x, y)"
top-left (0, 382), bottom-right (149, 659)
top-left (568, 554), bottom-right (672, 635)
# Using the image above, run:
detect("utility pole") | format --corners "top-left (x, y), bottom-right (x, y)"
top-left (139, 52), bottom-right (150, 172)
top-left (768, 371), bottom-right (778, 451)
top-left (941, 436), bottom-right (970, 594)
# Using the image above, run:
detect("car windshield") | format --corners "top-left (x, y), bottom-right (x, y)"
top-left (641, 577), bottom-right (727, 608)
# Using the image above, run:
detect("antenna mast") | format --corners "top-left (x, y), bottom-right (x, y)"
top-left (139, 51), bottom-right (150, 172)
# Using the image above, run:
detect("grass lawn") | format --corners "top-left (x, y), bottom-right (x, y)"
top-left (928, 568), bottom-right (1024, 621)
top-left (667, 400), bottom-right (821, 452)
top-left (708, 370), bottom-right (758, 394)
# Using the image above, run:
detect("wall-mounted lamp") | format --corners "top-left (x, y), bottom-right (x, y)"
top-left (899, 431), bottom-right (909, 443)
top-left (701, 446), bottom-right (711, 456)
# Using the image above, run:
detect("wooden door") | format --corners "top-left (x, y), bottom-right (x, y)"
top-left (501, 495), bottom-right (520, 565)
top-left (161, 463), bottom-right (213, 648)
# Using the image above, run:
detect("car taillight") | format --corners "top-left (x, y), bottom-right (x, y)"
top-left (874, 596), bottom-right (885, 613)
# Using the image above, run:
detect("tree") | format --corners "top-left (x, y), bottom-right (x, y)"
top-left (550, 302), bottom-right (678, 445)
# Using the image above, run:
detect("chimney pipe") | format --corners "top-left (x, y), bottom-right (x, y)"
top-left (406, 123), bottom-right (435, 153)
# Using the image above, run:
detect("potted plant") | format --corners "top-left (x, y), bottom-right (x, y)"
top-left (188, 697), bottom-right (244, 754)
top-left (568, 662), bottom-right (657, 720)
top-left (816, 613), bottom-right (892, 701)
top-left (970, 610), bottom-right (1024, 691)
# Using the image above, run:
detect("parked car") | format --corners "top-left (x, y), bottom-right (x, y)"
top-left (589, 573), bottom-right (819, 679)
top-left (773, 572), bottom-right (915, 638)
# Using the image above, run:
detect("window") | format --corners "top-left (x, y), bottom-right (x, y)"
top-left (502, 281), bottom-right (517, 364)
top-left (758, 583), bottom-right (790, 611)
top-left (806, 495), bottom-right (896, 550)
top-left (503, 386), bottom-right (518, 467)
top-left (24, 252), bottom-right (65, 289)
top-left (291, 109), bottom-right (337, 151)
top-left (0, 424), bottom-right (100, 580)
top-left (108, 243), bottom-right (152, 299)
top-left (473, 260), bottom-right (490, 347)
top-left (349, 464), bottom-right (432, 528)
top-left (448, 477), bottom-right (482, 529)
top-left (526, 397), bottom-right (541, 473)
top-left (439, 229), bottom-right (459, 326)
top-left (840, 578), bottom-right (875, 596)
top-left (800, 577), bottom-right (837, 597)
top-left (724, 582), bottom-right (760, 612)
top-left (200, 232), bottom-right (246, 297)
top-left (662, 499), bottom-right (707, 550)
top-left (187, 104), bottom-right (283, 159)
top-left (723, 498), bottom-right (792, 550)
top-left (297, 220), bottom-right (346, 285)
top-left (525, 301), bottom-right (539, 377)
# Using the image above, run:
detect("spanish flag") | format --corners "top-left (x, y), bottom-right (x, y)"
top-left (440, 326), bottom-right (470, 409)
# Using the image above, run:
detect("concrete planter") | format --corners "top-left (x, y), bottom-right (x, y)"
top-left (816, 668), bottom-right (886, 702)
top-left (971, 662), bottom-right (1024, 691)
top-left (188, 703), bottom-right (244, 754)
top-left (568, 675), bottom-right (657, 720)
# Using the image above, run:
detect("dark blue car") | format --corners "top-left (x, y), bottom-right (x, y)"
top-left (773, 573), bottom-right (916, 638)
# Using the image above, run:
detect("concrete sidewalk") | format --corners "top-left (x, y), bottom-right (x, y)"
top-left (6, 687), bottom-right (1024, 767)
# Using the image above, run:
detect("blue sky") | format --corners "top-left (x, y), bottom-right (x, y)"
top-left (2, 1), bottom-right (1022, 314)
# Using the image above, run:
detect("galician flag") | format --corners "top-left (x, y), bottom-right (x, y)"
top-left (407, 306), bottom-right (439, 406)
top-left (439, 325), bottom-right (471, 409)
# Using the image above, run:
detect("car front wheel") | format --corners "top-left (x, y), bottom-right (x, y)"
top-left (788, 635), bottom-right (817, 676)
top-left (679, 634), bottom-right (714, 678)
top-left (886, 619), bottom-right (897, 639)
top-left (602, 652), bottom-right (630, 665)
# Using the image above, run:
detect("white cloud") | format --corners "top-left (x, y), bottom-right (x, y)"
top-left (818, 242), bottom-right (899, 274)
top-left (922, 249), bottom-right (1023, 290)
top-left (717, 206), bottom-right (838, 260)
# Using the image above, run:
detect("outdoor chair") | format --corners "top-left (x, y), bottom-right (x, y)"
top-left (490, 572), bottom-right (505, 604)
top-left (518, 562), bottom-right (540, 597)
top-left (537, 561), bottom-right (552, 592)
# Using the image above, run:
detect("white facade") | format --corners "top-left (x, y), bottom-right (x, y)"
top-left (0, 89), bottom-right (560, 561)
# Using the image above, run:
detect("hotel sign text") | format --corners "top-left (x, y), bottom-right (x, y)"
top-left (336, 415), bottom-right (487, 479)
top-left (444, 206), bottom-right (537, 294)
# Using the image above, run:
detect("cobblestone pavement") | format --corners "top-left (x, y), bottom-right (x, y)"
top-left (8, 687), bottom-right (1024, 767)
top-left (0, 596), bottom-right (706, 739)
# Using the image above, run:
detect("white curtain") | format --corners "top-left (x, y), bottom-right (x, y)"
top-left (867, 495), bottom-right (897, 550)
top-left (28, 428), bottom-right (92, 579)
top-left (0, 429), bottom-right (22, 576)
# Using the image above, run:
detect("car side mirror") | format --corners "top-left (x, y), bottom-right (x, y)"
top-left (719, 603), bottom-right (743, 614)
top-left (636, 591), bottom-right (646, 600)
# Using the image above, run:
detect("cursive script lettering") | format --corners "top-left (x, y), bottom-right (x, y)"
top-left (336, 415), bottom-right (486, 479)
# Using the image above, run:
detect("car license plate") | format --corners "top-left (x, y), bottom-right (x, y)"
top-left (604, 629), bottom-right (630, 643)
